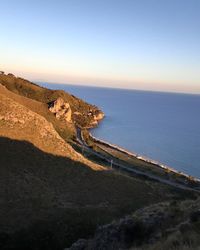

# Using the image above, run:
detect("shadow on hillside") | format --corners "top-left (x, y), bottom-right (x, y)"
top-left (0, 136), bottom-right (150, 250)
top-left (0, 136), bottom-right (193, 250)
top-left (0, 136), bottom-right (114, 250)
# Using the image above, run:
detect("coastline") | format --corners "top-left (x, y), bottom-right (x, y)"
top-left (89, 132), bottom-right (200, 183)
top-left (39, 82), bottom-right (200, 181)
top-left (77, 128), bottom-right (200, 192)
top-left (35, 80), bottom-right (200, 189)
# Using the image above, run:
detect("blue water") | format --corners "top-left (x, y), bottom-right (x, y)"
top-left (39, 82), bottom-right (200, 178)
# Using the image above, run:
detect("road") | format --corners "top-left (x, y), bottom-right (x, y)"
top-left (76, 128), bottom-right (200, 194)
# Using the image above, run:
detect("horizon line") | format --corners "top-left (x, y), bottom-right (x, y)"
top-left (35, 80), bottom-right (200, 96)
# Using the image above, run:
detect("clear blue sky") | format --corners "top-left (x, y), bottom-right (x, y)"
top-left (1, 0), bottom-right (200, 93)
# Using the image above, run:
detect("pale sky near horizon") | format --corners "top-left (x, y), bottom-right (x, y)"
top-left (1, 0), bottom-right (200, 93)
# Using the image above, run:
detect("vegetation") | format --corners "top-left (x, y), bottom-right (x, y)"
top-left (0, 73), bottom-right (101, 129)
top-left (69, 197), bottom-right (200, 250)
top-left (0, 73), bottom-right (199, 250)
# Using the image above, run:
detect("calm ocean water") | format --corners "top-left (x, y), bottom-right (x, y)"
top-left (39, 83), bottom-right (200, 178)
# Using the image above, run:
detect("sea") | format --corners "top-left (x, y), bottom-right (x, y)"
top-left (39, 82), bottom-right (200, 179)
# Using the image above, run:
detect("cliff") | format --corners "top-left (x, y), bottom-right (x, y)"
top-left (0, 73), bottom-right (104, 132)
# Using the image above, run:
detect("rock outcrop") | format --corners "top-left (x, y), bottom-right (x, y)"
top-left (84, 109), bottom-right (105, 128)
top-left (93, 110), bottom-right (104, 121)
top-left (48, 97), bottom-right (72, 123)
top-left (0, 84), bottom-right (104, 170)
top-left (0, 73), bottom-right (105, 129)
top-left (87, 109), bottom-right (104, 121)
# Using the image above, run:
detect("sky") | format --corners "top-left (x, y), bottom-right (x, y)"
top-left (0, 0), bottom-right (200, 93)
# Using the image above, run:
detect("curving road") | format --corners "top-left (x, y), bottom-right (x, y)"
top-left (76, 128), bottom-right (200, 194)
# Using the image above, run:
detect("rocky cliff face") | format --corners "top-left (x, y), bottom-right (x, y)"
top-left (0, 83), bottom-right (104, 169)
top-left (48, 97), bottom-right (72, 123)
top-left (80, 109), bottom-right (105, 128)
top-left (0, 73), bottom-right (104, 130)
top-left (48, 97), bottom-right (105, 128)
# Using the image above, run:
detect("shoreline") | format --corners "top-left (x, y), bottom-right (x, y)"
top-left (87, 130), bottom-right (200, 184)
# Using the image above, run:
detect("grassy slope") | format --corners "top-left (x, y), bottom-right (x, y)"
top-left (0, 88), bottom-right (179, 249)
top-left (69, 198), bottom-right (200, 250)
top-left (0, 75), bottom-right (197, 250)
top-left (0, 74), bottom-right (100, 129)
top-left (131, 198), bottom-right (200, 250)
top-left (0, 81), bottom-right (76, 142)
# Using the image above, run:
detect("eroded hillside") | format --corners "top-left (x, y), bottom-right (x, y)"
top-left (0, 73), bottom-right (104, 130)
top-left (0, 72), bottom-right (197, 250)
top-left (0, 84), bottom-right (103, 170)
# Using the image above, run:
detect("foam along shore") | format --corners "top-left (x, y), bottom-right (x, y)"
top-left (89, 132), bottom-right (200, 184)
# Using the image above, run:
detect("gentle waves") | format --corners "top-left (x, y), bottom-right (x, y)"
top-left (39, 83), bottom-right (200, 178)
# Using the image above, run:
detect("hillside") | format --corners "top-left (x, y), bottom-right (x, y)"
top-left (69, 197), bottom-right (200, 250)
top-left (0, 73), bottom-right (104, 132)
top-left (0, 84), bottom-right (103, 169)
top-left (0, 72), bottom-right (198, 250)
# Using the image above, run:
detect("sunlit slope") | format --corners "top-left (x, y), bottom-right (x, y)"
top-left (0, 73), bottom-right (103, 129)
top-left (0, 77), bottom-right (193, 250)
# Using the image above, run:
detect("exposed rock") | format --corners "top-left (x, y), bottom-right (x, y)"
top-left (87, 110), bottom-right (104, 121)
top-left (83, 109), bottom-right (104, 128)
top-left (48, 97), bottom-right (72, 123)
top-left (0, 73), bottom-right (105, 128)
top-left (0, 71), bottom-right (4, 75)
top-left (93, 111), bottom-right (104, 121)
top-left (0, 86), bottom-right (104, 169)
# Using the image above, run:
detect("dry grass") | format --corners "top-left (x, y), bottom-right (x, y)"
top-left (0, 75), bottom-right (198, 250)
top-left (0, 87), bottom-right (103, 170)
top-left (0, 74), bottom-right (100, 128)
top-left (0, 83), bottom-right (185, 249)
top-left (130, 199), bottom-right (200, 250)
